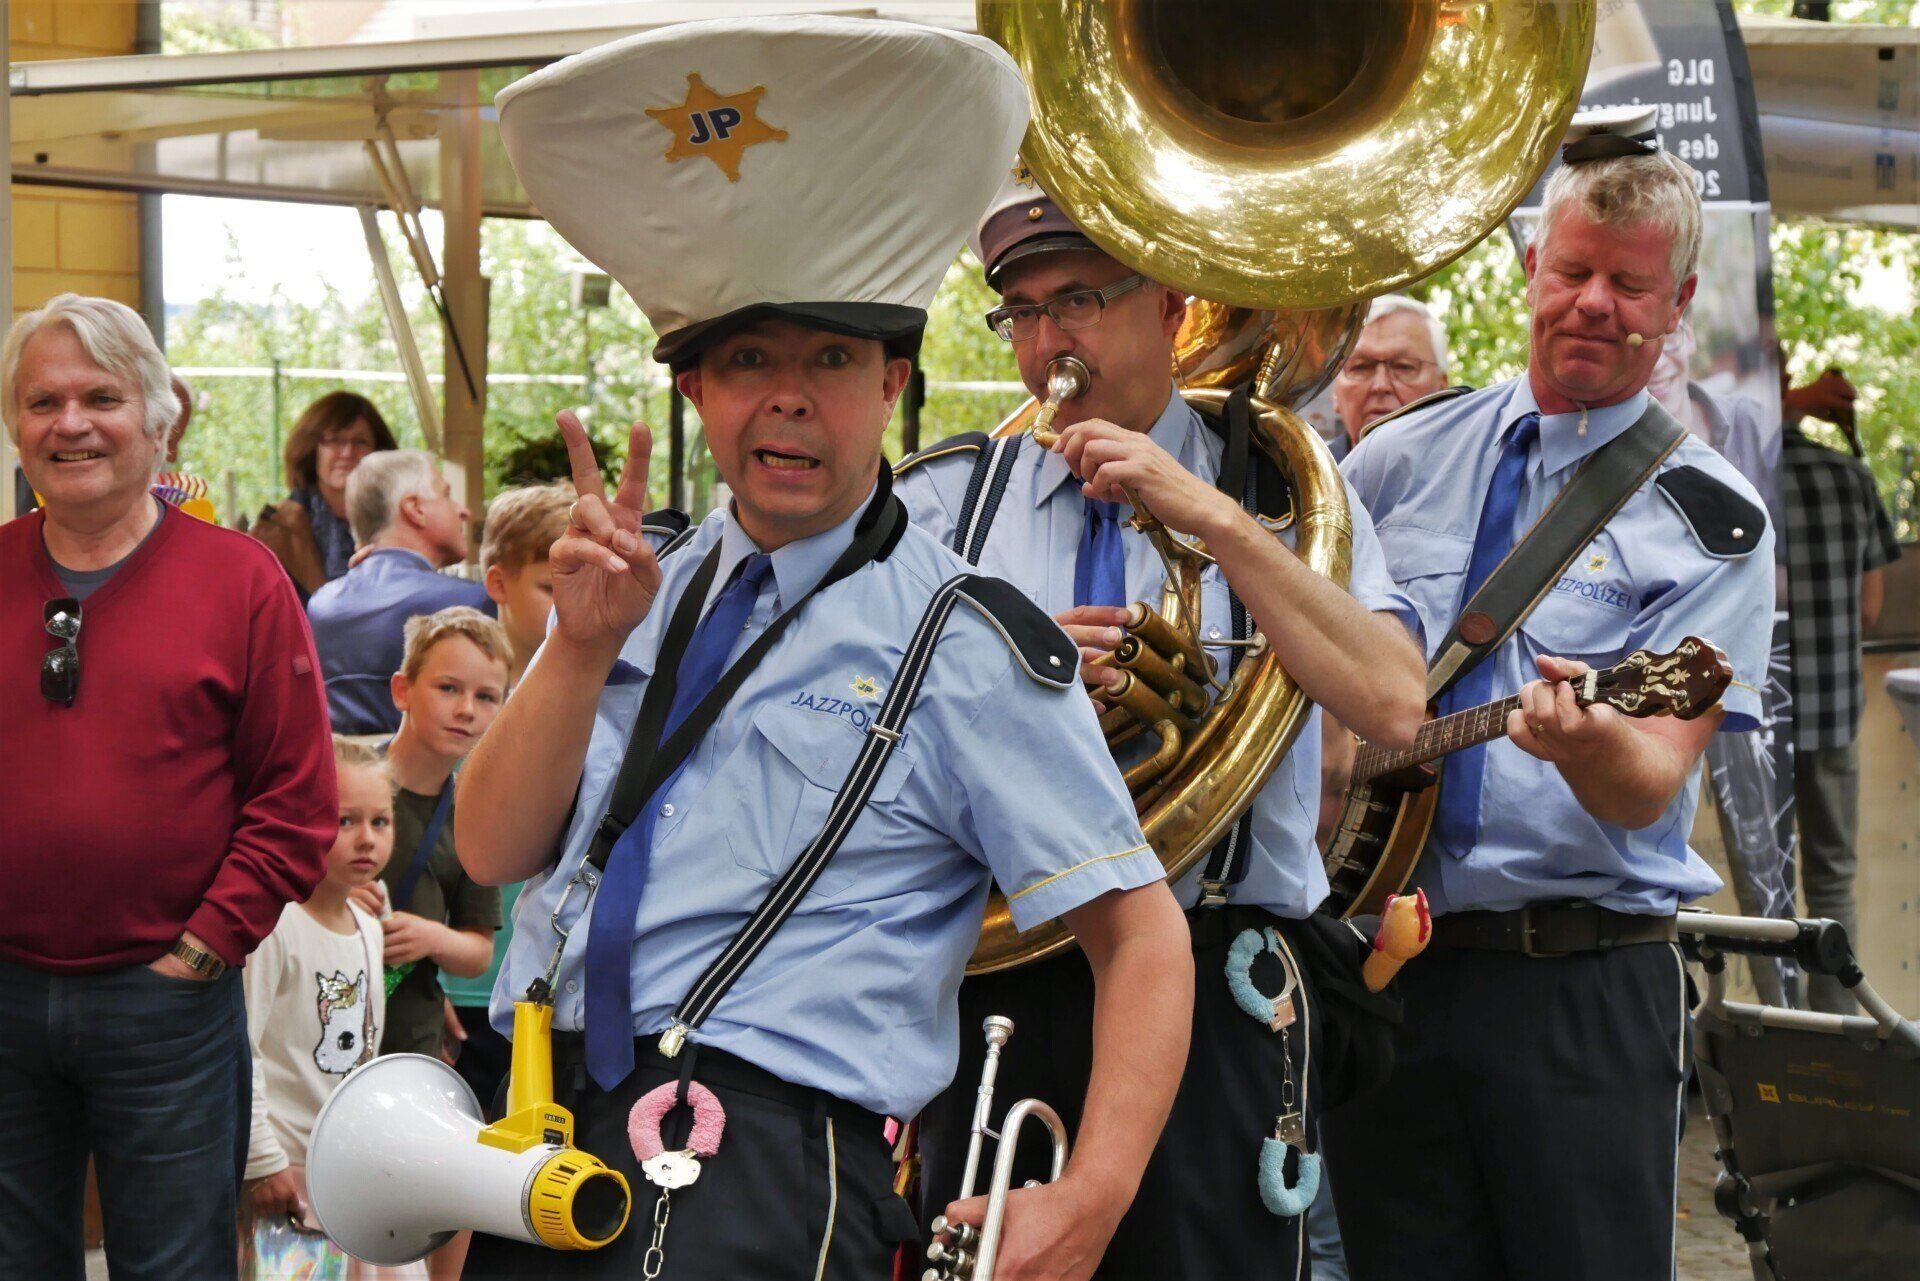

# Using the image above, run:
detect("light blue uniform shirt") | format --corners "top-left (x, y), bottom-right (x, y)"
top-left (894, 386), bottom-right (1417, 919)
top-left (490, 494), bottom-right (1160, 1120)
top-left (1342, 377), bottom-right (1777, 917)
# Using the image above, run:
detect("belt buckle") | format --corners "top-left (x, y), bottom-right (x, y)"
top-left (1518, 905), bottom-right (1566, 958)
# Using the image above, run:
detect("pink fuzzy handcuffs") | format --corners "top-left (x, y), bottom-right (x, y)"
top-left (629, 1081), bottom-right (727, 1160)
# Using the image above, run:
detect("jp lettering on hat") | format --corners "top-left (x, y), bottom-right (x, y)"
top-left (497, 15), bottom-right (1029, 368)
top-left (970, 164), bottom-right (1101, 288)
top-left (1560, 105), bottom-right (1661, 165)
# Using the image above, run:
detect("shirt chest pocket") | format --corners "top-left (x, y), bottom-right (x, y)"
top-left (1374, 526), bottom-right (1472, 656)
top-left (1517, 584), bottom-right (1636, 667)
top-left (726, 703), bottom-right (918, 901)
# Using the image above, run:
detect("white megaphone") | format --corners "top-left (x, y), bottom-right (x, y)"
top-left (307, 1045), bottom-right (630, 1264)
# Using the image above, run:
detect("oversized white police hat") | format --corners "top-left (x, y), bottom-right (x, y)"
top-left (1560, 105), bottom-right (1661, 165)
top-left (497, 16), bottom-right (1029, 367)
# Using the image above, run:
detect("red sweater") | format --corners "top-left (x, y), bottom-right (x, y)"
top-left (0, 505), bottom-right (335, 972)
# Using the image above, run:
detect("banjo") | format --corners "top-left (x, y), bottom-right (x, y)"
top-left (1322, 635), bottom-right (1734, 918)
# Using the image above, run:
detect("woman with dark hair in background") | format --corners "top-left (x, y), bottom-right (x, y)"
top-left (253, 391), bottom-right (398, 598)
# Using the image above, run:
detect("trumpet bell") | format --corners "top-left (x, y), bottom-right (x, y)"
top-left (980, 0), bottom-right (1595, 310)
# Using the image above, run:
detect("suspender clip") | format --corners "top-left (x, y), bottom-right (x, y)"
top-left (1197, 880), bottom-right (1230, 909)
top-left (868, 723), bottom-right (903, 744)
top-left (658, 1020), bottom-right (691, 1058)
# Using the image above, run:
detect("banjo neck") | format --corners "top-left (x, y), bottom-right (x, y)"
top-left (1351, 692), bottom-right (1534, 785)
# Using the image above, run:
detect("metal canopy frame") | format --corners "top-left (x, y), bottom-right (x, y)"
top-left (2, 5), bottom-right (1910, 525)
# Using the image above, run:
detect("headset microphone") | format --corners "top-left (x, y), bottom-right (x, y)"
top-left (1625, 332), bottom-right (1650, 348)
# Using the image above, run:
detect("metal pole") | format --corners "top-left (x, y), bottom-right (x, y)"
top-left (135, 1), bottom-right (165, 350)
top-left (271, 358), bottom-right (284, 467)
top-left (903, 363), bottom-right (926, 455)
top-left (669, 383), bottom-right (686, 513)
top-left (357, 204), bottom-right (444, 452)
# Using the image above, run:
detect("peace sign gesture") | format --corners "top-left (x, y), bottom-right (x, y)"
top-left (548, 410), bottom-right (665, 650)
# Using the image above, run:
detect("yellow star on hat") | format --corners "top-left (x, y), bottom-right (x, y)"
top-left (645, 73), bottom-right (788, 183)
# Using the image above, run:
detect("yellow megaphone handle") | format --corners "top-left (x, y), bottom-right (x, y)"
top-left (479, 1001), bottom-right (575, 1153)
top-left (478, 1002), bottom-right (633, 1251)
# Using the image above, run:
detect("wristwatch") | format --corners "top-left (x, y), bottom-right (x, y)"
top-left (169, 937), bottom-right (229, 980)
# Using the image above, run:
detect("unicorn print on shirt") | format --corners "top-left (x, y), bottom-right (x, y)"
top-left (313, 969), bottom-right (376, 1074)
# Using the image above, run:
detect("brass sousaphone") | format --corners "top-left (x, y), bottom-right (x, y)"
top-left (968, 0), bottom-right (1594, 973)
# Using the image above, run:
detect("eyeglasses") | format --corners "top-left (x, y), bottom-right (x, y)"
top-left (1335, 356), bottom-right (1441, 389)
top-left (984, 275), bottom-right (1147, 342)
top-left (42, 597), bottom-right (81, 707)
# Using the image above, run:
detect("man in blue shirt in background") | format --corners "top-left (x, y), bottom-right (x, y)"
top-left (307, 448), bottom-right (492, 733)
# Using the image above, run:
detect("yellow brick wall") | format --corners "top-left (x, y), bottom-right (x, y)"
top-left (11, 2), bottom-right (142, 317)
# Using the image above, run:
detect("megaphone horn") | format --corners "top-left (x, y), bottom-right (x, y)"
top-left (307, 1054), bottom-right (630, 1265)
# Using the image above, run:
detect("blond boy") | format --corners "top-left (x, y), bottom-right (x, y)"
top-left (350, 607), bottom-right (511, 1063)
top-left (479, 480), bottom-right (573, 685)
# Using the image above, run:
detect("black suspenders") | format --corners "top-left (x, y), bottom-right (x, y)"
top-left (657, 574), bottom-right (1011, 1056)
top-left (952, 434), bottom-right (1025, 565)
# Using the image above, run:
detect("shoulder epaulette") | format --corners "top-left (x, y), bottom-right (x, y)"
top-left (894, 431), bottom-right (991, 477)
top-left (1654, 466), bottom-right (1765, 557)
top-left (1354, 384), bottom-right (1476, 445)
top-left (952, 574), bottom-right (1077, 690)
top-left (640, 507), bottom-right (695, 557)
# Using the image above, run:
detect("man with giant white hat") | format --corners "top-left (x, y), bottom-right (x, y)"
top-left (457, 16), bottom-right (1193, 1280)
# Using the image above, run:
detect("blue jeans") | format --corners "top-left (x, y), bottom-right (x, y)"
top-left (1307, 1162), bottom-right (1350, 1281)
top-left (0, 959), bottom-right (250, 1281)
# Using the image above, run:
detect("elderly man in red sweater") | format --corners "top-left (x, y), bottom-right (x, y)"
top-left (0, 293), bottom-right (335, 1280)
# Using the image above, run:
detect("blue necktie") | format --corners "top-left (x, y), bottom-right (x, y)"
top-left (1075, 498), bottom-right (1130, 608)
top-left (583, 552), bottom-right (775, 1090)
top-left (1430, 414), bottom-right (1540, 860)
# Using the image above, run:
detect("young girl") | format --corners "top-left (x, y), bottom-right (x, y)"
top-left (242, 737), bottom-right (411, 1280)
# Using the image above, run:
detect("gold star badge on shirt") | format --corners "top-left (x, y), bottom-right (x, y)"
top-left (1585, 550), bottom-right (1610, 575)
top-left (646, 73), bottom-right (788, 182)
top-left (851, 675), bottom-right (880, 701)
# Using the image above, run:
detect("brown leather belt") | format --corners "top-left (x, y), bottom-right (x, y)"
top-left (1430, 903), bottom-right (1678, 956)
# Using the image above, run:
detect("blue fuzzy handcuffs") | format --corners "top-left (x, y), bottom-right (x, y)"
top-left (1226, 927), bottom-right (1323, 1218)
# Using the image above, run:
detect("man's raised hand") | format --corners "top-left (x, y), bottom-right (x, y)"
top-left (548, 410), bottom-right (664, 651)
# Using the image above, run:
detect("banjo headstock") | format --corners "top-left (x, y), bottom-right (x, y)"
top-left (1577, 636), bottom-right (1734, 721)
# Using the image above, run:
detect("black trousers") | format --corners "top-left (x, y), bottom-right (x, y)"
top-left (465, 1038), bottom-right (917, 1281)
top-left (1320, 942), bottom-right (1689, 1281)
top-left (919, 907), bottom-right (1321, 1281)
top-left (454, 1003), bottom-right (514, 1120)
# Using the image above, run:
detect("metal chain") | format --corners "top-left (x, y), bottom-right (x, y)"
top-left (642, 1189), bottom-right (672, 1280)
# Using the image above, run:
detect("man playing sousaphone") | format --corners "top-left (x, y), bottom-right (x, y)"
top-left (1327, 107), bottom-right (1778, 1280)
top-left (458, 17), bottom-right (1192, 1279)
top-left (894, 172), bottom-right (1426, 1279)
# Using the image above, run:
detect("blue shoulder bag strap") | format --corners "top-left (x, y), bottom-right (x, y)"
top-left (393, 782), bottom-right (455, 912)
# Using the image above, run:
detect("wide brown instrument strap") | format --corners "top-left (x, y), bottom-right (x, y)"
top-left (1424, 397), bottom-right (1686, 702)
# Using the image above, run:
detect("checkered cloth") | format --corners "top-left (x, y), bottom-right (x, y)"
top-left (1781, 426), bottom-right (1903, 750)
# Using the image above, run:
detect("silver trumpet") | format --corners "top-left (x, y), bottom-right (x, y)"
top-left (924, 1016), bottom-right (1069, 1281)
